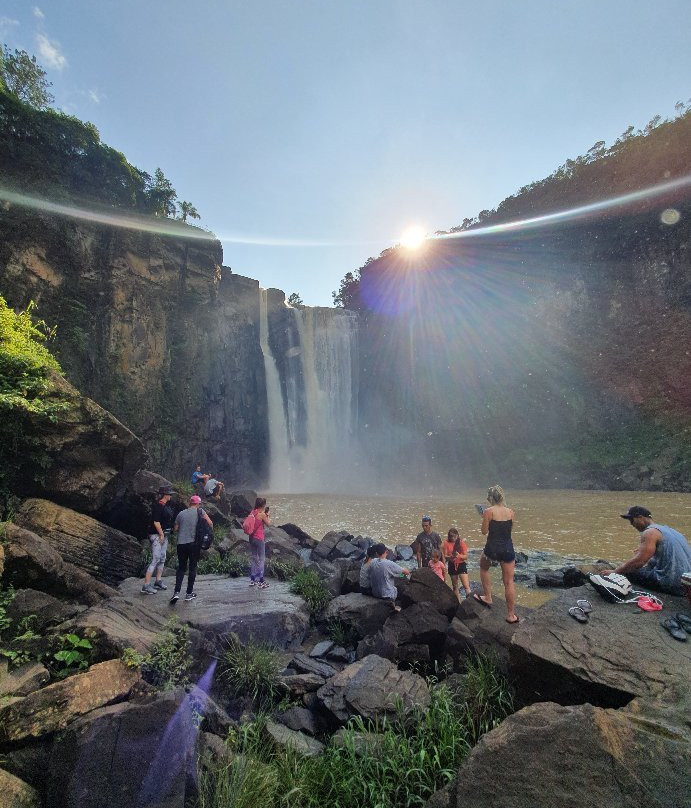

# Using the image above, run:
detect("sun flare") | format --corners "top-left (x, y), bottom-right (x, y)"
top-left (400, 225), bottom-right (426, 249)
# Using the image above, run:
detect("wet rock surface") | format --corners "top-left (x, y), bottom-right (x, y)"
top-left (118, 575), bottom-right (310, 648)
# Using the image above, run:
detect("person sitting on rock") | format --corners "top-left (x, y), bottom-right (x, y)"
top-left (359, 544), bottom-right (380, 595)
top-left (413, 516), bottom-right (441, 568)
top-left (429, 549), bottom-right (446, 582)
top-left (190, 463), bottom-right (211, 487)
top-left (203, 476), bottom-right (225, 499)
top-left (369, 543), bottom-right (410, 612)
top-left (604, 506), bottom-right (691, 596)
top-left (141, 486), bottom-right (175, 595)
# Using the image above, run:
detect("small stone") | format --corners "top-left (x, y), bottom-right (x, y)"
top-left (264, 720), bottom-right (324, 757)
top-left (309, 640), bottom-right (334, 658)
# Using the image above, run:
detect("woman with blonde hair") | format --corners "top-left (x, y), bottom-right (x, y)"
top-left (473, 485), bottom-right (519, 624)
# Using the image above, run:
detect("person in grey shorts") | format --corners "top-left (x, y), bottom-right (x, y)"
top-left (142, 487), bottom-right (175, 594)
top-left (170, 495), bottom-right (213, 604)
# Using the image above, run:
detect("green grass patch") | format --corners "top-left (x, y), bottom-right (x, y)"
top-left (289, 568), bottom-right (330, 614)
top-left (217, 635), bottom-right (281, 709)
top-left (198, 655), bottom-right (514, 808)
top-left (122, 617), bottom-right (192, 690)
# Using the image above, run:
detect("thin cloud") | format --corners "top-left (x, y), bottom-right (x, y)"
top-left (33, 7), bottom-right (45, 20)
top-left (87, 89), bottom-right (102, 104)
top-left (36, 33), bottom-right (67, 70)
top-left (0, 16), bottom-right (20, 33)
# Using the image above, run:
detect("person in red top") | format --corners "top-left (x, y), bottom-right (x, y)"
top-left (443, 527), bottom-right (471, 601)
top-left (248, 496), bottom-right (271, 589)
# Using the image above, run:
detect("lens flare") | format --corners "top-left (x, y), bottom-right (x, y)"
top-left (400, 225), bottom-right (426, 249)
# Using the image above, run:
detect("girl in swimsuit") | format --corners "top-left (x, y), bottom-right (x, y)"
top-left (473, 485), bottom-right (519, 624)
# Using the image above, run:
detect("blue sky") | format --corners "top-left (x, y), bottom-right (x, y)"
top-left (2, 1), bottom-right (690, 305)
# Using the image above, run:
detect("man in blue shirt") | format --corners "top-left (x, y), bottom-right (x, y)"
top-left (608, 506), bottom-right (691, 596)
top-left (369, 543), bottom-right (410, 611)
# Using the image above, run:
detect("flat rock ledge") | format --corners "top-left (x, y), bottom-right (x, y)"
top-left (118, 575), bottom-right (310, 648)
top-left (509, 584), bottom-right (691, 707)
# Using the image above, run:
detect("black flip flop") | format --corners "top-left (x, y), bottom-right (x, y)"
top-left (472, 593), bottom-right (492, 609)
top-left (675, 613), bottom-right (691, 634)
top-left (660, 618), bottom-right (687, 642)
top-left (569, 606), bottom-right (588, 624)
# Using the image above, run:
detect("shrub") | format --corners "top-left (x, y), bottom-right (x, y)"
top-left (48, 633), bottom-right (93, 679)
top-left (141, 617), bottom-right (192, 690)
top-left (289, 569), bottom-right (330, 613)
top-left (265, 557), bottom-right (302, 581)
top-left (454, 653), bottom-right (514, 742)
top-left (325, 618), bottom-right (359, 649)
top-left (173, 479), bottom-right (195, 497)
top-left (218, 635), bottom-right (281, 708)
top-left (198, 655), bottom-right (514, 808)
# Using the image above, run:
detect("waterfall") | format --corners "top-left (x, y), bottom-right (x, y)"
top-left (259, 290), bottom-right (291, 490)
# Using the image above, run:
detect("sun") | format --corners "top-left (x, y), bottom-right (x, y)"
top-left (400, 225), bottom-right (426, 249)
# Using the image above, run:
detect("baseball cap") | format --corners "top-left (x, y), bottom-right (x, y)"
top-left (421, 515), bottom-right (431, 523)
top-left (620, 506), bottom-right (652, 521)
top-left (190, 495), bottom-right (202, 504)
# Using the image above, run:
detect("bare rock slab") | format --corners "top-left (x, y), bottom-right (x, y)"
top-left (15, 499), bottom-right (142, 586)
top-left (455, 594), bottom-right (532, 666)
top-left (509, 585), bottom-right (691, 707)
top-left (317, 654), bottom-right (430, 724)
top-left (0, 663), bottom-right (50, 697)
top-left (118, 575), bottom-right (310, 648)
top-left (264, 720), bottom-right (324, 757)
top-left (322, 593), bottom-right (394, 638)
top-left (448, 701), bottom-right (691, 808)
top-left (0, 659), bottom-right (139, 744)
top-left (0, 768), bottom-right (41, 808)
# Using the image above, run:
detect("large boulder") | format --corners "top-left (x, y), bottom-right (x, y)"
top-left (322, 593), bottom-right (395, 638)
top-left (225, 526), bottom-right (302, 562)
top-left (275, 706), bottom-right (326, 737)
top-left (0, 769), bottom-right (41, 808)
top-left (14, 499), bottom-right (142, 586)
top-left (316, 654), bottom-right (430, 724)
top-left (289, 653), bottom-right (338, 679)
top-left (510, 585), bottom-right (691, 707)
top-left (311, 530), bottom-right (365, 563)
top-left (0, 660), bottom-right (139, 744)
top-left (356, 602), bottom-right (450, 665)
top-left (278, 523), bottom-right (318, 549)
top-left (63, 595), bottom-right (173, 656)
top-left (228, 490), bottom-right (258, 518)
top-left (444, 700), bottom-right (691, 808)
top-left (2, 524), bottom-right (116, 605)
top-left (22, 374), bottom-right (147, 514)
top-left (118, 575), bottom-right (310, 648)
top-left (396, 568), bottom-right (459, 618)
top-left (5, 588), bottom-right (85, 632)
top-left (263, 719), bottom-right (325, 757)
top-left (42, 688), bottom-right (204, 808)
top-left (0, 663), bottom-right (50, 697)
top-left (455, 594), bottom-right (531, 666)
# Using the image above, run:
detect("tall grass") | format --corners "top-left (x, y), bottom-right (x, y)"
top-left (217, 635), bottom-right (281, 708)
top-left (289, 568), bottom-right (330, 613)
top-left (198, 655), bottom-right (514, 808)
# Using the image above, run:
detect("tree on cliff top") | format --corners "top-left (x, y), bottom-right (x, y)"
top-left (0, 45), bottom-right (54, 109)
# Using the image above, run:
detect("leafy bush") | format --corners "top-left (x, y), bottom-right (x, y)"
top-left (49, 633), bottom-right (93, 679)
top-left (289, 569), bottom-right (330, 614)
top-left (173, 479), bottom-right (195, 497)
top-left (0, 297), bottom-right (72, 515)
top-left (140, 617), bottom-right (192, 690)
top-left (326, 618), bottom-right (359, 649)
top-left (218, 635), bottom-right (281, 708)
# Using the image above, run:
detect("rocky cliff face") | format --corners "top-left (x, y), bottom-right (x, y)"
top-left (0, 211), bottom-right (268, 485)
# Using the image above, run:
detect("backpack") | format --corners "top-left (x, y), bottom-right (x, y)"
top-left (195, 509), bottom-right (213, 552)
top-left (242, 511), bottom-right (257, 536)
top-left (588, 573), bottom-right (641, 604)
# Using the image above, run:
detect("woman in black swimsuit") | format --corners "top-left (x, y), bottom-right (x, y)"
top-left (473, 485), bottom-right (519, 624)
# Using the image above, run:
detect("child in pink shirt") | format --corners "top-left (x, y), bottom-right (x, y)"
top-left (429, 549), bottom-right (446, 582)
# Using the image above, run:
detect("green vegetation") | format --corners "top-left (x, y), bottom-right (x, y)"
top-left (48, 633), bottom-right (93, 679)
top-left (124, 617), bottom-right (193, 690)
top-left (0, 297), bottom-right (72, 516)
top-left (0, 45), bottom-right (54, 109)
top-left (326, 618), bottom-right (359, 649)
top-left (198, 655), bottom-right (514, 808)
top-left (218, 635), bottom-right (282, 709)
top-left (197, 553), bottom-right (250, 577)
top-left (289, 569), bottom-right (330, 614)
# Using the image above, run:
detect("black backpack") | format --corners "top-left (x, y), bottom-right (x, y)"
top-left (195, 509), bottom-right (213, 552)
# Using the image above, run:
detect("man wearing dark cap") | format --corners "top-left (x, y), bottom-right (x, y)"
top-left (141, 487), bottom-right (175, 594)
top-left (607, 506), bottom-right (691, 596)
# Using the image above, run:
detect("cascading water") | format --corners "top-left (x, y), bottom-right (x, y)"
top-left (259, 289), bottom-right (292, 489)
top-left (260, 294), bottom-right (360, 493)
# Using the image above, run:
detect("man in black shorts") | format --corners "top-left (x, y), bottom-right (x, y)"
top-left (413, 516), bottom-right (441, 568)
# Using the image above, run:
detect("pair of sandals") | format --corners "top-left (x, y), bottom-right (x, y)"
top-left (660, 613), bottom-right (691, 642)
top-left (568, 599), bottom-right (593, 623)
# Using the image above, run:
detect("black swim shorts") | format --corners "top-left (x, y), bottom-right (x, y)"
top-left (483, 545), bottom-right (516, 564)
top-left (448, 561), bottom-right (468, 575)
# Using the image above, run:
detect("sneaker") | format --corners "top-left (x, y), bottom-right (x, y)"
top-left (169, 592), bottom-right (180, 604)
top-left (248, 581), bottom-right (257, 587)
top-left (184, 592), bottom-right (197, 601)
top-left (141, 584), bottom-right (157, 595)
top-left (258, 581), bottom-right (269, 589)
top-left (154, 581), bottom-right (168, 590)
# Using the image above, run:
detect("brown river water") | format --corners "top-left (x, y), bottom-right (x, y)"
top-left (270, 490), bottom-right (691, 606)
